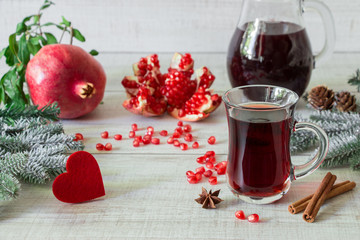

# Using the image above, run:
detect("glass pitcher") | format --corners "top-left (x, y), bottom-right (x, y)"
top-left (226, 0), bottom-right (335, 97)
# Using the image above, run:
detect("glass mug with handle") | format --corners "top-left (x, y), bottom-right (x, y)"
top-left (222, 85), bottom-right (329, 204)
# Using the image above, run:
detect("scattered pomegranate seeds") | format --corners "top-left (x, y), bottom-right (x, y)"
top-left (206, 162), bottom-right (214, 169)
top-left (135, 136), bottom-right (143, 143)
top-left (177, 121), bottom-right (183, 126)
top-left (96, 143), bottom-right (104, 151)
top-left (186, 170), bottom-right (195, 177)
top-left (196, 166), bottom-right (205, 174)
top-left (129, 131), bottom-right (136, 138)
top-left (160, 130), bottom-right (168, 136)
top-left (192, 141), bottom-right (199, 148)
top-left (101, 131), bottom-right (109, 139)
top-left (203, 170), bottom-right (213, 178)
top-left (114, 134), bottom-right (122, 140)
top-left (104, 143), bottom-right (112, 151)
top-left (133, 140), bottom-right (140, 147)
top-left (173, 140), bottom-right (180, 147)
top-left (147, 126), bottom-right (154, 133)
top-left (205, 150), bottom-right (215, 157)
top-left (74, 133), bottom-right (84, 141)
top-left (146, 130), bottom-right (154, 136)
top-left (180, 143), bottom-right (188, 150)
top-left (235, 210), bottom-right (246, 220)
top-left (208, 176), bottom-right (217, 185)
top-left (167, 137), bottom-right (174, 144)
top-left (196, 156), bottom-right (206, 164)
top-left (175, 127), bottom-right (183, 135)
top-left (184, 133), bottom-right (193, 142)
top-left (173, 132), bottom-right (181, 138)
top-left (183, 124), bottom-right (192, 132)
top-left (151, 138), bottom-right (160, 145)
top-left (143, 136), bottom-right (151, 145)
top-left (207, 156), bottom-right (216, 164)
top-left (195, 172), bottom-right (202, 181)
top-left (187, 176), bottom-right (198, 184)
top-left (131, 123), bottom-right (138, 131)
top-left (208, 136), bottom-right (216, 145)
top-left (247, 214), bottom-right (260, 223)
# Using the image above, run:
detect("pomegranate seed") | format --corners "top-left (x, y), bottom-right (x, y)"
top-left (208, 176), bottom-right (217, 185)
top-left (208, 136), bottom-right (216, 145)
top-left (135, 136), bottom-right (143, 143)
top-left (96, 143), bottom-right (104, 151)
top-left (217, 166), bottom-right (226, 175)
top-left (151, 138), bottom-right (160, 145)
top-left (195, 172), bottom-right (202, 181)
top-left (186, 170), bottom-right (195, 177)
top-left (131, 123), bottom-right (138, 131)
top-left (206, 156), bottom-right (216, 164)
top-left (173, 132), bottom-right (181, 138)
top-left (160, 130), bottom-right (168, 136)
top-left (133, 140), bottom-right (140, 147)
top-left (175, 127), bottom-right (183, 135)
top-left (187, 176), bottom-right (198, 184)
top-left (196, 156), bottom-right (206, 164)
top-left (177, 121), bottom-right (183, 126)
top-left (147, 126), bottom-right (154, 133)
top-left (196, 166), bottom-right (205, 174)
top-left (74, 133), bottom-right (83, 141)
top-left (183, 124), bottom-right (192, 132)
top-left (167, 137), bottom-right (174, 144)
top-left (142, 138), bottom-right (151, 145)
top-left (203, 170), bottom-right (213, 178)
top-left (235, 210), bottom-right (246, 220)
top-left (101, 131), bottom-right (109, 139)
top-left (247, 214), bottom-right (259, 223)
top-left (180, 143), bottom-right (188, 150)
top-left (192, 142), bottom-right (199, 148)
top-left (206, 162), bottom-right (214, 169)
top-left (146, 131), bottom-right (154, 136)
top-left (114, 134), bottom-right (122, 140)
top-left (184, 133), bottom-right (193, 142)
top-left (129, 131), bottom-right (136, 138)
top-left (173, 140), bottom-right (180, 147)
top-left (205, 151), bottom-right (215, 157)
top-left (104, 143), bottom-right (112, 151)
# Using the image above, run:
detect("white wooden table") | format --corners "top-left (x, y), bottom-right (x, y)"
top-left (0, 52), bottom-right (359, 239)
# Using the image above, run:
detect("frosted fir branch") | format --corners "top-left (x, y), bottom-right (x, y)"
top-left (0, 172), bottom-right (20, 201)
top-left (310, 110), bottom-right (360, 124)
top-left (0, 117), bottom-right (47, 135)
top-left (30, 148), bottom-right (68, 176)
top-left (348, 150), bottom-right (360, 170)
top-left (0, 152), bottom-right (28, 176)
top-left (0, 135), bottom-right (31, 153)
top-left (0, 103), bottom-right (59, 123)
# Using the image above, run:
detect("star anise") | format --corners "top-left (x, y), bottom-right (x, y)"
top-left (195, 187), bottom-right (223, 209)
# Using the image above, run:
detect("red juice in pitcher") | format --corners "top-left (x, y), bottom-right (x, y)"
top-left (226, 103), bottom-right (292, 197)
top-left (227, 21), bottom-right (313, 97)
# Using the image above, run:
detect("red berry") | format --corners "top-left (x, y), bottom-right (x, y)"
top-left (203, 170), bottom-right (213, 178)
top-left (186, 170), bottom-right (195, 177)
top-left (160, 130), bottom-right (168, 136)
top-left (206, 156), bottom-right (216, 164)
top-left (206, 162), bottom-right (214, 169)
top-left (175, 127), bottom-right (183, 135)
top-left (183, 124), bottom-right (192, 132)
top-left (101, 131), bottom-right (109, 139)
top-left (247, 214), bottom-right (259, 223)
top-left (131, 123), bottom-right (138, 131)
top-left (167, 137), bottom-right (174, 144)
top-left (217, 166), bottom-right (226, 175)
top-left (129, 131), bottom-right (135, 138)
top-left (196, 166), bottom-right (205, 174)
top-left (151, 138), bottom-right (160, 145)
top-left (205, 151), bottom-right (215, 157)
top-left (104, 143), bottom-right (112, 151)
top-left (196, 156), bottom-right (206, 164)
top-left (195, 172), bottom-right (202, 181)
top-left (74, 133), bottom-right (83, 141)
top-left (184, 133), bottom-right (193, 142)
top-left (173, 131), bottom-right (181, 138)
top-left (173, 140), bottom-right (180, 147)
top-left (135, 136), bottom-right (143, 143)
top-left (133, 140), bottom-right (140, 147)
top-left (187, 176), bottom-right (198, 184)
top-left (96, 143), bottom-right (104, 151)
top-left (180, 143), bottom-right (188, 150)
top-left (142, 137), bottom-right (151, 145)
top-left (235, 210), bottom-right (246, 220)
top-left (192, 141), bottom-right (199, 149)
top-left (114, 134), bottom-right (122, 140)
top-left (177, 121), bottom-right (183, 126)
top-left (208, 176), bottom-right (217, 185)
top-left (208, 136), bottom-right (216, 145)
top-left (147, 126), bottom-right (154, 133)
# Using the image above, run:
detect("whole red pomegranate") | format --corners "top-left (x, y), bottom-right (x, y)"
top-left (26, 44), bottom-right (106, 119)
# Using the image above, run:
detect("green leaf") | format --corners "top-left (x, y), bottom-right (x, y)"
top-left (0, 47), bottom-right (6, 59)
top-left (72, 28), bottom-right (85, 42)
top-left (61, 16), bottom-right (71, 27)
top-left (29, 35), bottom-right (47, 46)
top-left (55, 24), bottom-right (65, 31)
top-left (16, 22), bottom-right (27, 35)
top-left (44, 32), bottom-right (57, 44)
top-left (22, 15), bottom-right (35, 24)
top-left (33, 15), bottom-right (40, 24)
top-left (4, 47), bottom-right (16, 66)
top-left (8, 33), bottom-right (18, 56)
top-left (41, 22), bottom-right (57, 27)
top-left (18, 35), bottom-right (30, 64)
top-left (26, 41), bottom-right (41, 56)
top-left (89, 49), bottom-right (99, 56)
top-left (40, 2), bottom-right (53, 11)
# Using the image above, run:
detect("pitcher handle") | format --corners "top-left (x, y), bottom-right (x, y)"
top-left (291, 122), bottom-right (329, 180)
top-left (303, 0), bottom-right (336, 66)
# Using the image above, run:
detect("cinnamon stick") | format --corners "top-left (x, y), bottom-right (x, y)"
top-left (288, 180), bottom-right (356, 214)
top-left (302, 172), bottom-right (337, 223)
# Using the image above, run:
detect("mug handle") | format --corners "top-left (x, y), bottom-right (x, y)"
top-left (303, 0), bottom-right (336, 66)
top-left (291, 122), bottom-right (329, 180)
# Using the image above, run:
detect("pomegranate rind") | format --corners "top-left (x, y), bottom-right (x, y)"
top-left (195, 67), bottom-right (215, 89)
top-left (169, 52), bottom-right (194, 72)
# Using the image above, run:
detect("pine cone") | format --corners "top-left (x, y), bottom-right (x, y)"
top-left (307, 85), bottom-right (335, 110)
top-left (335, 91), bottom-right (357, 112)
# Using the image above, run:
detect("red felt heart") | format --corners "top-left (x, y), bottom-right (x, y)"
top-left (52, 151), bottom-right (105, 203)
